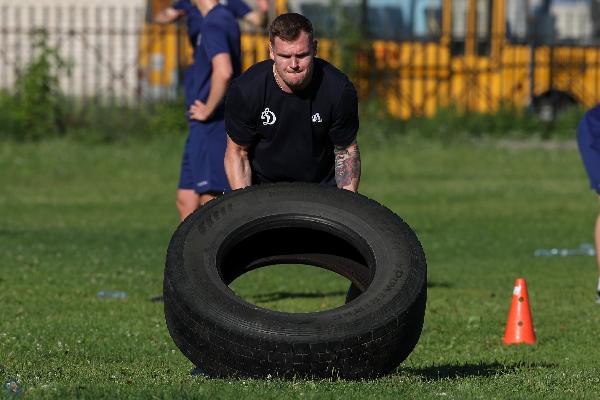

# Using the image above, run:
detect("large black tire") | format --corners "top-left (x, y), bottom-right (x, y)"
top-left (164, 183), bottom-right (427, 379)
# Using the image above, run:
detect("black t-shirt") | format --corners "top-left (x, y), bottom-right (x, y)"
top-left (225, 58), bottom-right (359, 184)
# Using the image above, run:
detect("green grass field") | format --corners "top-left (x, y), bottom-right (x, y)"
top-left (1, 134), bottom-right (599, 399)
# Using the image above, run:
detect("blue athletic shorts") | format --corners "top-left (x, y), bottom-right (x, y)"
top-left (178, 119), bottom-right (230, 194)
top-left (577, 110), bottom-right (600, 195)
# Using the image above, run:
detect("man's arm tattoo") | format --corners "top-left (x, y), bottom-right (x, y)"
top-left (334, 141), bottom-right (361, 191)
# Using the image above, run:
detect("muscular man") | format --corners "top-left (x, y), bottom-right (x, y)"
top-left (224, 13), bottom-right (361, 192)
top-left (175, 0), bottom-right (241, 220)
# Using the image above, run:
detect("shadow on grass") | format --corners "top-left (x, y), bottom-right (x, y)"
top-left (248, 291), bottom-right (347, 302)
top-left (400, 361), bottom-right (557, 380)
top-left (247, 283), bottom-right (451, 302)
top-left (427, 281), bottom-right (452, 289)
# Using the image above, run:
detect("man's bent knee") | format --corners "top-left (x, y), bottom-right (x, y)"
top-left (177, 189), bottom-right (201, 221)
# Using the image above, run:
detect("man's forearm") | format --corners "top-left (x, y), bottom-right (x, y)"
top-left (334, 141), bottom-right (361, 192)
top-left (203, 71), bottom-right (231, 118)
top-left (189, 54), bottom-right (233, 121)
top-left (243, 0), bottom-right (268, 29)
top-left (243, 11), bottom-right (266, 29)
top-left (225, 138), bottom-right (252, 190)
top-left (154, 7), bottom-right (182, 23)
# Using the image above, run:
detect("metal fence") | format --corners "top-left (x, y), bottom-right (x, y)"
top-left (2, 2), bottom-right (600, 119)
top-left (0, 3), bottom-right (146, 105)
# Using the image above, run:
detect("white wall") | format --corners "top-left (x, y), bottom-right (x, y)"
top-left (0, 0), bottom-right (147, 100)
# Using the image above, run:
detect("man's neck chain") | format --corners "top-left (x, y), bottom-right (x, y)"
top-left (272, 64), bottom-right (286, 92)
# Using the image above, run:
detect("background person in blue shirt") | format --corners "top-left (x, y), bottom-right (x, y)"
top-left (154, 0), bottom-right (269, 44)
top-left (174, 0), bottom-right (241, 220)
top-left (576, 105), bottom-right (600, 303)
top-left (154, 0), bottom-right (266, 221)
top-left (154, 0), bottom-right (265, 91)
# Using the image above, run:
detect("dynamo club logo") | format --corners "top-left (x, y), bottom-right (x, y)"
top-left (261, 107), bottom-right (276, 125)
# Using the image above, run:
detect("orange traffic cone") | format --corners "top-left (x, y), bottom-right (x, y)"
top-left (503, 278), bottom-right (536, 345)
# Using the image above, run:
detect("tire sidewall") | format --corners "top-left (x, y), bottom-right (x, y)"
top-left (165, 183), bottom-right (426, 346)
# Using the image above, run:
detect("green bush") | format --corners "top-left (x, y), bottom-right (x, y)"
top-left (59, 99), bottom-right (187, 144)
top-left (3, 30), bottom-right (70, 141)
top-left (0, 30), bottom-right (187, 143)
top-left (146, 100), bottom-right (188, 137)
top-left (359, 100), bottom-right (585, 146)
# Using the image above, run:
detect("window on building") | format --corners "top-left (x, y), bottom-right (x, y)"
top-left (451, 0), bottom-right (491, 54)
top-left (506, 0), bottom-right (596, 45)
top-left (297, 0), bottom-right (442, 41)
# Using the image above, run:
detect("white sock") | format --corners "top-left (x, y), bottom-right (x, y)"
top-left (597, 278), bottom-right (600, 292)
